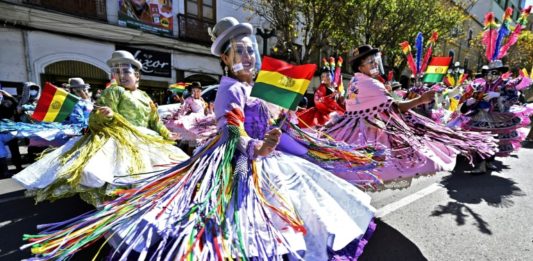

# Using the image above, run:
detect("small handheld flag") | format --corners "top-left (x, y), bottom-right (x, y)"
top-left (169, 82), bottom-right (189, 94)
top-left (32, 82), bottom-right (80, 122)
top-left (423, 57), bottom-right (452, 83)
top-left (251, 56), bottom-right (317, 110)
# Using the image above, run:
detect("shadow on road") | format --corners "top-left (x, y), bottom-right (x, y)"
top-left (431, 201), bottom-right (492, 234)
top-left (360, 219), bottom-right (427, 261)
top-left (430, 167), bottom-right (525, 235)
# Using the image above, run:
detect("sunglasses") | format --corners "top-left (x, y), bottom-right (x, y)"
top-left (488, 71), bottom-right (501, 76)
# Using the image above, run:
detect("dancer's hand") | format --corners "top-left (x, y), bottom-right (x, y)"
top-left (483, 91), bottom-right (500, 101)
top-left (255, 128), bottom-right (282, 157)
top-left (168, 132), bottom-right (181, 141)
top-left (419, 90), bottom-right (436, 104)
top-left (97, 106), bottom-right (114, 118)
top-left (466, 98), bottom-right (477, 106)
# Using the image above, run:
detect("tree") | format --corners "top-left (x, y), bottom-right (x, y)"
top-left (243, 0), bottom-right (350, 64)
top-left (243, 0), bottom-right (468, 70)
top-left (506, 30), bottom-right (533, 72)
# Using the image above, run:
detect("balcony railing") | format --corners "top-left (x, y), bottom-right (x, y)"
top-left (178, 14), bottom-right (215, 45)
top-left (23, 0), bottom-right (106, 21)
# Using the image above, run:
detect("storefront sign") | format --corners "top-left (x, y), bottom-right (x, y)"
top-left (117, 46), bottom-right (172, 77)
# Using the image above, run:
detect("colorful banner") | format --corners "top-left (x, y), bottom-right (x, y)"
top-left (118, 0), bottom-right (173, 37)
top-left (117, 45), bottom-right (172, 77)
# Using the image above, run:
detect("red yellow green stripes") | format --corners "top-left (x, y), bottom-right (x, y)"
top-left (423, 57), bottom-right (452, 83)
top-left (32, 82), bottom-right (80, 122)
top-left (169, 82), bottom-right (189, 94)
top-left (252, 56), bottom-right (317, 110)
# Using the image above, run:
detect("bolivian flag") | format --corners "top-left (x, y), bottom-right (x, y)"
top-left (422, 57), bottom-right (452, 83)
top-left (169, 82), bottom-right (189, 94)
top-left (32, 82), bottom-right (80, 122)
top-left (252, 56), bottom-right (317, 110)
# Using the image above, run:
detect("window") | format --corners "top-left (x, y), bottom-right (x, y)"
top-left (449, 50), bottom-right (455, 62)
top-left (23, 0), bottom-right (106, 21)
top-left (185, 0), bottom-right (216, 21)
top-left (467, 29), bottom-right (473, 48)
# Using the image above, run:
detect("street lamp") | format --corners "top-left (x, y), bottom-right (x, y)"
top-left (256, 27), bottom-right (276, 56)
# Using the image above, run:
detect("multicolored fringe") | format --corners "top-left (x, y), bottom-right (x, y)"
top-left (283, 119), bottom-right (386, 189)
top-left (0, 119), bottom-right (85, 135)
top-left (21, 108), bottom-right (306, 260)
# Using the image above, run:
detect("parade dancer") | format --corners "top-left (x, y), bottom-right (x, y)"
top-left (13, 50), bottom-right (189, 205)
top-left (165, 81), bottom-right (218, 148)
top-left (21, 17), bottom-right (376, 260)
top-left (452, 7), bottom-right (533, 173)
top-left (324, 45), bottom-right (498, 189)
top-left (63, 77), bottom-right (94, 125)
top-left (297, 57), bottom-right (345, 128)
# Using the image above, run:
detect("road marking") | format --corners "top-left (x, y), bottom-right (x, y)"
top-left (376, 183), bottom-right (443, 218)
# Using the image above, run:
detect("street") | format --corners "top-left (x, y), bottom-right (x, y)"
top-left (1, 139), bottom-right (533, 261)
top-left (361, 139), bottom-right (533, 260)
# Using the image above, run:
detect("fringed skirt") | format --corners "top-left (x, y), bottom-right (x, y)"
top-left (451, 107), bottom-right (532, 156)
top-left (165, 113), bottom-right (218, 147)
top-left (325, 108), bottom-right (497, 189)
top-left (13, 126), bottom-right (188, 205)
top-left (21, 129), bottom-right (375, 260)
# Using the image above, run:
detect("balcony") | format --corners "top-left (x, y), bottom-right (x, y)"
top-left (23, 0), bottom-right (106, 21)
top-left (178, 14), bottom-right (215, 45)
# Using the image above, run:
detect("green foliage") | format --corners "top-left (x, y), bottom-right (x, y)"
top-left (507, 30), bottom-right (533, 71)
top-left (244, 0), bottom-right (468, 69)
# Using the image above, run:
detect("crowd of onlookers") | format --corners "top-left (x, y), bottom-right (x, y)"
top-left (0, 78), bottom-right (99, 179)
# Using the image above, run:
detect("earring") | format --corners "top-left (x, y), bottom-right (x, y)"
top-left (224, 66), bottom-right (229, 76)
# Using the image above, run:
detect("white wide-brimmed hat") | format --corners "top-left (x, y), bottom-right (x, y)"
top-left (66, 77), bottom-right (90, 89)
top-left (209, 17), bottom-right (253, 56)
top-left (106, 50), bottom-right (142, 70)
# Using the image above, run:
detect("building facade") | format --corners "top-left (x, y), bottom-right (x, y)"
top-left (437, 0), bottom-right (525, 74)
top-left (0, 0), bottom-right (266, 103)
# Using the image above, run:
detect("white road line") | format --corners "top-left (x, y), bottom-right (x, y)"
top-left (375, 183), bottom-right (443, 218)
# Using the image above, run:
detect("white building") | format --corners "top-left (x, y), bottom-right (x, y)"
top-left (0, 0), bottom-right (266, 103)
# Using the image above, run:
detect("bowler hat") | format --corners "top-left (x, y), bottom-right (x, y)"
top-left (66, 77), bottom-right (90, 89)
top-left (209, 17), bottom-right (253, 56)
top-left (106, 50), bottom-right (143, 70)
top-left (350, 45), bottom-right (379, 71)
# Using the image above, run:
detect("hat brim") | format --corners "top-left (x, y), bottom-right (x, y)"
top-left (68, 84), bottom-right (90, 89)
top-left (106, 57), bottom-right (143, 70)
top-left (211, 23), bottom-right (253, 56)
top-left (349, 48), bottom-right (379, 64)
top-left (187, 85), bottom-right (202, 92)
top-left (487, 66), bottom-right (509, 73)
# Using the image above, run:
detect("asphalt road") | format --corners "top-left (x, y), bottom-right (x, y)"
top-left (360, 141), bottom-right (533, 261)
top-left (1, 141), bottom-right (533, 260)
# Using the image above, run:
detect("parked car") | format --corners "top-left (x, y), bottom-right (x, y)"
top-left (201, 84), bottom-right (218, 103)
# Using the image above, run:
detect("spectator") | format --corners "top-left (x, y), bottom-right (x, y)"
top-left (64, 78), bottom-right (93, 125)
top-left (0, 89), bottom-right (23, 177)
